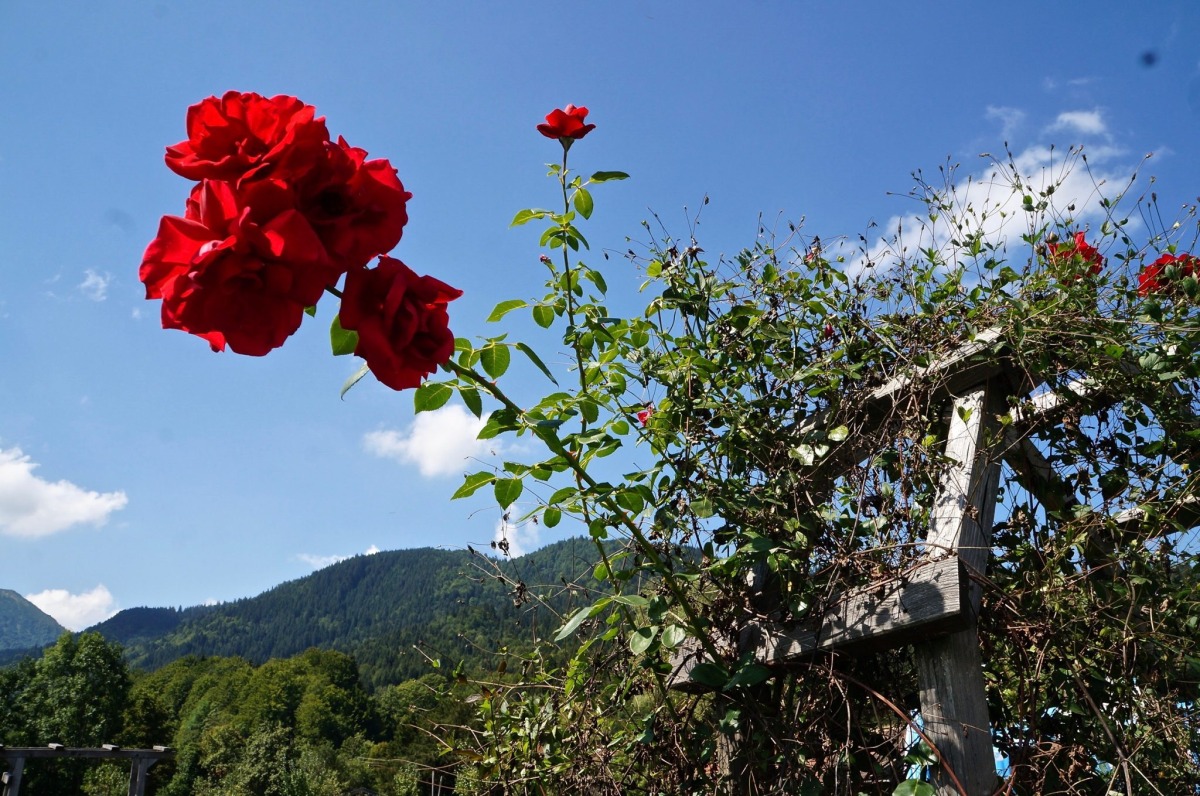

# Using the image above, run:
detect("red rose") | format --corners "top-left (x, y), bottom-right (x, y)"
top-left (1048, 231), bottom-right (1104, 280)
top-left (339, 256), bottom-right (463, 390)
top-left (165, 91), bottom-right (330, 183)
top-left (294, 137), bottom-right (412, 272)
top-left (637, 406), bottom-right (654, 426)
top-left (1138, 252), bottom-right (1199, 295)
top-left (537, 105), bottom-right (596, 141)
top-left (139, 180), bottom-right (334, 355)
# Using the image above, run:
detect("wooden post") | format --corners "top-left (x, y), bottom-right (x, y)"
top-left (1, 756), bottom-right (24, 796)
top-left (913, 383), bottom-right (1004, 796)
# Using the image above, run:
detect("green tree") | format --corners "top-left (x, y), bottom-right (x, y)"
top-left (19, 632), bottom-right (132, 793)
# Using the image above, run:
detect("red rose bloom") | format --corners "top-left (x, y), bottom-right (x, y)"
top-left (1138, 252), bottom-right (1199, 295)
top-left (165, 91), bottom-right (330, 183)
top-left (139, 179), bottom-right (334, 355)
top-left (294, 137), bottom-right (412, 272)
top-left (537, 105), bottom-right (596, 141)
top-left (339, 256), bottom-right (463, 390)
top-left (637, 406), bottom-right (654, 426)
top-left (1048, 231), bottom-right (1105, 280)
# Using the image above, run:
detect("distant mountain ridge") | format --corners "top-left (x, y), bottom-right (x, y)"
top-left (82, 538), bottom-right (605, 689)
top-left (0, 589), bottom-right (67, 651)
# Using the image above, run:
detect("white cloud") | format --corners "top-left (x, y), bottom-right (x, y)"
top-left (985, 105), bottom-right (1025, 139)
top-left (363, 405), bottom-right (494, 478)
top-left (0, 446), bottom-right (128, 538)
top-left (78, 270), bottom-right (111, 302)
top-left (846, 135), bottom-right (1136, 276)
top-left (25, 585), bottom-right (118, 631)
top-left (1047, 109), bottom-right (1107, 137)
top-left (493, 512), bottom-right (540, 558)
top-left (297, 544), bottom-right (381, 570)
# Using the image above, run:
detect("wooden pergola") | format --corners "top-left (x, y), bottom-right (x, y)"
top-left (669, 328), bottom-right (1198, 794)
top-left (0, 744), bottom-right (173, 796)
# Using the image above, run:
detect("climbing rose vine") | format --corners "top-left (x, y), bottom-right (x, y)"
top-left (140, 90), bottom-right (457, 381)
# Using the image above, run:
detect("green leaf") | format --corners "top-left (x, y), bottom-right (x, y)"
top-left (723, 663), bottom-right (771, 690)
top-left (480, 344), bottom-right (511, 379)
top-left (413, 382), bottom-right (453, 413)
top-left (573, 187), bottom-right (594, 220)
top-left (459, 387), bottom-right (483, 418)
top-left (691, 498), bottom-right (715, 519)
top-left (532, 304), bottom-right (556, 328)
top-left (330, 314), bottom-right (359, 356)
top-left (827, 425), bottom-right (850, 442)
top-left (543, 506), bottom-right (562, 528)
top-left (590, 171), bottom-right (630, 183)
top-left (555, 607), bottom-right (591, 641)
top-left (629, 626), bottom-right (658, 655)
top-left (487, 299), bottom-right (527, 322)
top-left (494, 477), bottom-right (523, 508)
top-left (610, 594), bottom-right (650, 608)
top-left (688, 663), bottom-right (728, 690)
top-left (892, 781), bottom-right (935, 796)
top-left (452, 472), bottom-right (496, 500)
top-left (516, 342), bottom-right (558, 385)
top-left (555, 598), bottom-right (609, 641)
top-left (661, 625), bottom-right (687, 649)
top-left (616, 490), bottom-right (644, 514)
top-left (339, 362), bottom-right (370, 400)
top-left (511, 208), bottom-right (549, 227)
top-left (303, 304), bottom-right (317, 317)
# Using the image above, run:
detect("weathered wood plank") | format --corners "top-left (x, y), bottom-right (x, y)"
top-left (914, 384), bottom-right (1004, 796)
top-left (0, 746), bottom-right (172, 761)
top-left (666, 557), bottom-right (972, 691)
top-left (751, 557), bottom-right (970, 663)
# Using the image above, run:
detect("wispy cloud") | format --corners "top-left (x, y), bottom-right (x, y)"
top-left (1047, 109), bottom-right (1108, 137)
top-left (985, 105), bottom-right (1026, 139)
top-left (0, 446), bottom-right (128, 538)
top-left (297, 544), bottom-right (381, 570)
top-left (845, 109), bottom-right (1138, 276)
top-left (363, 405), bottom-right (495, 478)
top-left (78, 269), bottom-right (111, 301)
top-left (25, 584), bottom-right (118, 631)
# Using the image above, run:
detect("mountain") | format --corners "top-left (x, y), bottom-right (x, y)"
top-left (86, 538), bottom-right (609, 689)
top-left (0, 589), bottom-right (66, 651)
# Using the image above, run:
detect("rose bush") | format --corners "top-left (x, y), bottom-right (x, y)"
top-left (141, 96), bottom-right (1200, 794)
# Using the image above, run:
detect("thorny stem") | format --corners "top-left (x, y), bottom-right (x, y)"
top-left (444, 359), bottom-right (721, 665)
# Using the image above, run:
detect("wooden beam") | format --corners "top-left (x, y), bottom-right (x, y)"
top-left (0, 746), bottom-right (172, 762)
top-left (913, 384), bottom-right (1004, 796)
top-left (666, 557), bottom-right (972, 692)
top-left (752, 557), bottom-right (971, 663)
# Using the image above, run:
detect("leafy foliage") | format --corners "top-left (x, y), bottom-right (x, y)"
top-left (432, 146), bottom-right (1200, 794)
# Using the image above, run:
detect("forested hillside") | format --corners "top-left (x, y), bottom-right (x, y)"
top-left (0, 589), bottom-right (66, 651)
top-left (91, 538), bottom-right (606, 689)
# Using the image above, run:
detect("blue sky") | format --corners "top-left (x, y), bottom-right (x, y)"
top-left (2, 1), bottom-right (1198, 630)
